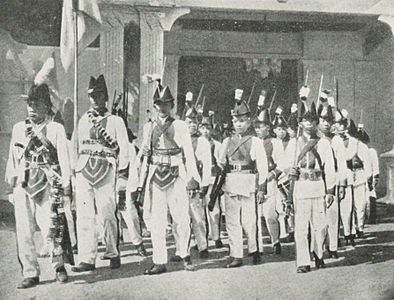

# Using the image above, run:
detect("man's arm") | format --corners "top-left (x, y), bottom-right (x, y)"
top-left (319, 139), bottom-right (336, 195)
top-left (197, 137), bottom-right (212, 188)
top-left (115, 117), bottom-right (130, 170)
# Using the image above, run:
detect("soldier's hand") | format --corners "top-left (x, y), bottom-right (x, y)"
top-left (367, 176), bottom-right (373, 191)
top-left (267, 171), bottom-right (276, 182)
top-left (284, 202), bottom-right (294, 217)
top-left (338, 186), bottom-right (346, 201)
top-left (142, 145), bottom-right (151, 157)
top-left (199, 186), bottom-right (209, 199)
top-left (325, 194), bottom-right (335, 209)
top-left (288, 167), bottom-right (300, 180)
top-left (256, 191), bottom-right (265, 204)
top-left (373, 174), bottom-right (379, 188)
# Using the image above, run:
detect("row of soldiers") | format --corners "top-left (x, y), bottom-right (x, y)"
top-left (6, 73), bottom-right (379, 288)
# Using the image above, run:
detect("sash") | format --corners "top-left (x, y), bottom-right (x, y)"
top-left (192, 135), bottom-right (203, 177)
top-left (151, 117), bottom-right (181, 189)
top-left (82, 157), bottom-right (110, 185)
top-left (296, 138), bottom-right (322, 169)
top-left (227, 135), bottom-right (253, 161)
top-left (25, 168), bottom-right (48, 199)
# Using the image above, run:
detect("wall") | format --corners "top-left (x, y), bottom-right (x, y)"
top-left (0, 31), bottom-right (100, 199)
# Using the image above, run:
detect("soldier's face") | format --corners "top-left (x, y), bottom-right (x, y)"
top-left (199, 125), bottom-right (211, 137)
top-left (255, 123), bottom-right (270, 139)
top-left (27, 100), bottom-right (48, 120)
top-left (154, 102), bottom-right (173, 117)
top-left (287, 128), bottom-right (297, 138)
top-left (301, 119), bottom-right (317, 134)
top-left (186, 118), bottom-right (198, 134)
top-left (273, 126), bottom-right (287, 140)
top-left (233, 116), bottom-right (250, 134)
top-left (89, 92), bottom-right (107, 109)
top-left (318, 118), bottom-right (332, 134)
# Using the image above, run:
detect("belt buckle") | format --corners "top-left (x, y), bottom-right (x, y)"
top-left (160, 155), bottom-right (170, 166)
top-left (233, 163), bottom-right (241, 172)
top-left (309, 172), bottom-right (316, 181)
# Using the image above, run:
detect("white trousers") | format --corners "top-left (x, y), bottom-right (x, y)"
top-left (75, 169), bottom-right (119, 265)
top-left (225, 193), bottom-right (258, 258)
top-left (325, 196), bottom-right (339, 251)
top-left (13, 185), bottom-right (63, 278)
top-left (340, 186), bottom-right (355, 236)
top-left (206, 184), bottom-right (221, 241)
top-left (353, 184), bottom-right (367, 232)
top-left (150, 177), bottom-right (191, 264)
top-left (189, 195), bottom-right (208, 251)
top-left (294, 197), bottom-right (326, 267)
top-left (262, 194), bottom-right (280, 245)
top-left (120, 203), bottom-right (143, 245)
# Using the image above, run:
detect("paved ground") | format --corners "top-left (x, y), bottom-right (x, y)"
top-left (0, 200), bottom-right (393, 300)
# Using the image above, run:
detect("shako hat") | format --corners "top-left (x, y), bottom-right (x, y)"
top-left (272, 106), bottom-right (288, 128)
top-left (24, 83), bottom-right (52, 107)
top-left (88, 75), bottom-right (108, 100)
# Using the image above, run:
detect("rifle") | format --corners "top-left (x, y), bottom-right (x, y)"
top-left (136, 118), bottom-right (154, 206)
top-left (208, 162), bottom-right (228, 212)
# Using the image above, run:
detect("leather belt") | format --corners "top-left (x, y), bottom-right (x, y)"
top-left (299, 169), bottom-right (322, 181)
top-left (228, 163), bottom-right (255, 173)
top-left (350, 167), bottom-right (364, 172)
top-left (153, 148), bottom-right (182, 156)
top-left (151, 155), bottom-right (183, 166)
top-left (80, 149), bottom-right (117, 158)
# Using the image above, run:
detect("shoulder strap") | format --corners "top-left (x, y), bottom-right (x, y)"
top-left (150, 117), bottom-right (176, 148)
top-left (228, 136), bottom-right (252, 158)
top-left (296, 138), bottom-right (320, 165)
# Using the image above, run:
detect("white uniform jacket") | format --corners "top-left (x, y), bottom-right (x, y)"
top-left (74, 112), bottom-right (129, 172)
top-left (194, 136), bottom-right (212, 188)
top-left (287, 137), bottom-right (336, 199)
top-left (331, 136), bottom-right (372, 186)
top-left (6, 120), bottom-right (71, 188)
top-left (219, 135), bottom-right (268, 197)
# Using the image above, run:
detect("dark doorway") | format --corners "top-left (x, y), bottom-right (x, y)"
top-left (177, 56), bottom-right (299, 124)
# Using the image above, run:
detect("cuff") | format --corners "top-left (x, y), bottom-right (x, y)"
top-left (326, 187), bottom-right (336, 195)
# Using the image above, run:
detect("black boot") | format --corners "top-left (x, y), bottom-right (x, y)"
top-left (226, 257), bottom-right (243, 268)
top-left (296, 266), bottom-right (311, 273)
top-left (17, 277), bottom-right (39, 289)
top-left (328, 250), bottom-right (339, 259)
top-left (215, 239), bottom-right (224, 248)
top-left (312, 252), bottom-right (325, 269)
top-left (356, 230), bottom-right (365, 239)
top-left (345, 235), bottom-right (356, 247)
top-left (170, 255), bottom-right (182, 262)
top-left (183, 256), bottom-right (195, 271)
top-left (252, 251), bottom-right (261, 265)
top-left (55, 266), bottom-right (68, 283)
top-left (199, 249), bottom-right (209, 259)
top-left (136, 243), bottom-right (148, 257)
top-left (273, 242), bottom-right (282, 255)
top-left (71, 262), bottom-right (95, 272)
top-left (144, 264), bottom-right (166, 275)
top-left (110, 256), bottom-right (121, 269)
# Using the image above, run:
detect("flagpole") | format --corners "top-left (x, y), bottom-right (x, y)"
top-left (73, 1), bottom-right (79, 163)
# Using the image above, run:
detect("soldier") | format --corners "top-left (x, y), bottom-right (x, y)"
top-left (72, 75), bottom-right (129, 272)
top-left (316, 103), bottom-right (346, 259)
top-left (271, 107), bottom-right (295, 243)
top-left (253, 108), bottom-right (282, 254)
top-left (6, 83), bottom-right (72, 288)
top-left (287, 103), bottom-right (336, 273)
top-left (139, 84), bottom-right (201, 275)
top-left (200, 112), bottom-right (224, 248)
top-left (357, 126), bottom-right (379, 224)
top-left (218, 89), bottom-right (268, 268)
top-left (176, 97), bottom-right (211, 259)
top-left (118, 129), bottom-right (148, 257)
top-left (332, 111), bottom-right (372, 245)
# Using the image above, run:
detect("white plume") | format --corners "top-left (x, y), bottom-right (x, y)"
top-left (291, 103), bottom-right (298, 113)
top-left (34, 54), bottom-right (55, 85)
top-left (275, 106), bottom-right (283, 115)
top-left (185, 91), bottom-right (193, 101)
top-left (208, 110), bottom-right (214, 116)
top-left (257, 94), bottom-right (265, 106)
top-left (142, 73), bottom-right (161, 85)
top-left (327, 96), bottom-right (336, 107)
top-left (299, 85), bottom-right (310, 100)
top-left (341, 109), bottom-right (348, 118)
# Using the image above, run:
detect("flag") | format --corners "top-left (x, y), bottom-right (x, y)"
top-left (60, 0), bottom-right (103, 72)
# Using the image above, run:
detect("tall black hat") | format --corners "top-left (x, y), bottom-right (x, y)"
top-left (317, 104), bottom-right (334, 122)
top-left (185, 105), bottom-right (199, 121)
top-left (88, 75), bottom-right (108, 100)
top-left (301, 102), bottom-right (318, 122)
top-left (153, 86), bottom-right (174, 104)
top-left (254, 109), bottom-right (271, 126)
top-left (25, 83), bottom-right (52, 107)
top-left (231, 89), bottom-right (251, 117)
top-left (357, 125), bottom-right (370, 144)
top-left (201, 111), bottom-right (215, 127)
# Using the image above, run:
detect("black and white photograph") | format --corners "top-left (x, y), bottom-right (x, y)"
top-left (0, 0), bottom-right (393, 299)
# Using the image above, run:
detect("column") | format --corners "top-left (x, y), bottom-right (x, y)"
top-left (100, 27), bottom-right (124, 110)
top-left (138, 7), bottom-right (190, 136)
top-left (163, 55), bottom-right (180, 114)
